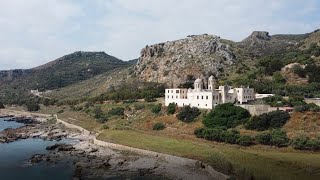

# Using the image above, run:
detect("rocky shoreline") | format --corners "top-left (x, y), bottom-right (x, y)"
top-left (0, 111), bottom-right (227, 180)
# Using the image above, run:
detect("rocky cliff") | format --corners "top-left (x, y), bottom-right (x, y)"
top-left (134, 34), bottom-right (236, 87)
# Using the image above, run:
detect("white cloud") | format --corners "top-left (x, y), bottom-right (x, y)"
top-left (0, 0), bottom-right (319, 69)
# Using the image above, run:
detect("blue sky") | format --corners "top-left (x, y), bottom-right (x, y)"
top-left (0, 0), bottom-right (319, 70)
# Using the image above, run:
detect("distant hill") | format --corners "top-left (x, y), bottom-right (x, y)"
top-left (0, 51), bottom-right (130, 90)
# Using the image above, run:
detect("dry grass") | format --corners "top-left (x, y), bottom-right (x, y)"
top-left (284, 112), bottom-right (320, 138)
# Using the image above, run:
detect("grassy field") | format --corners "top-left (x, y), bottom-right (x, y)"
top-left (98, 129), bottom-right (320, 180)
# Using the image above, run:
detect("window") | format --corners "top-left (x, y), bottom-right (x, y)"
top-left (167, 96), bottom-right (169, 98)
top-left (171, 90), bottom-right (173, 93)
top-left (176, 96), bottom-right (178, 99)
top-left (205, 104), bottom-right (207, 106)
top-left (183, 103), bottom-right (184, 106)
top-left (172, 96), bottom-right (174, 99)
top-left (167, 90), bottom-right (169, 93)
top-left (201, 96), bottom-right (203, 99)
top-left (197, 96), bottom-right (199, 99)
top-left (198, 104), bottom-right (199, 106)
top-left (176, 90), bottom-right (180, 93)
top-left (206, 96), bottom-right (208, 100)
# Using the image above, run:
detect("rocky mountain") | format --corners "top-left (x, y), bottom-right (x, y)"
top-left (238, 31), bottom-right (300, 57)
top-left (134, 34), bottom-right (236, 87)
top-left (134, 29), bottom-right (320, 88)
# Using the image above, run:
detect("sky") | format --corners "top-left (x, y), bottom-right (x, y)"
top-left (0, 0), bottom-right (319, 70)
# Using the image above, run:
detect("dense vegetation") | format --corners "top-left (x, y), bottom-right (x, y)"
top-left (151, 104), bottom-right (162, 114)
top-left (88, 81), bottom-right (166, 103)
top-left (245, 111), bottom-right (290, 131)
top-left (232, 43), bottom-right (320, 97)
top-left (203, 103), bottom-right (250, 128)
top-left (167, 103), bottom-right (176, 115)
top-left (177, 106), bottom-right (200, 123)
top-left (0, 101), bottom-right (5, 109)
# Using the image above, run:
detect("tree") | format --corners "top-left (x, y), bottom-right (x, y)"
top-left (0, 101), bottom-right (5, 109)
top-left (177, 106), bottom-right (200, 123)
top-left (245, 111), bottom-right (290, 131)
top-left (167, 103), bottom-right (176, 115)
top-left (203, 103), bottom-right (250, 128)
top-left (26, 102), bottom-right (40, 111)
top-left (108, 107), bottom-right (125, 116)
top-left (256, 131), bottom-right (272, 145)
top-left (151, 104), bottom-right (162, 114)
top-left (270, 129), bottom-right (289, 147)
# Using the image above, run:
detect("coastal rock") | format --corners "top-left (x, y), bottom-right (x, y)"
top-left (46, 144), bottom-right (75, 151)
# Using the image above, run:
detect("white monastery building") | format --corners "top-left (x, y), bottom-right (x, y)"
top-left (165, 76), bottom-right (256, 109)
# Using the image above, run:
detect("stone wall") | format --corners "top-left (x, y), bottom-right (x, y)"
top-left (236, 104), bottom-right (273, 116)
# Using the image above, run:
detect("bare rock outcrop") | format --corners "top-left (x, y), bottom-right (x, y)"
top-left (135, 34), bottom-right (236, 87)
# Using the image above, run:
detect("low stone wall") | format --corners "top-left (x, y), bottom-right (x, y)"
top-left (54, 115), bottom-right (90, 136)
top-left (93, 138), bottom-right (228, 179)
top-left (236, 104), bottom-right (273, 116)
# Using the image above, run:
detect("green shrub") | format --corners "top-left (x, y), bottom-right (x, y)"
top-left (153, 122), bottom-right (165, 130)
top-left (245, 111), bottom-right (290, 131)
top-left (167, 103), bottom-right (176, 115)
top-left (26, 102), bottom-right (40, 111)
top-left (270, 129), bottom-right (289, 147)
top-left (93, 106), bottom-right (104, 119)
top-left (194, 128), bottom-right (205, 138)
top-left (294, 105), bottom-right (308, 112)
top-left (255, 132), bottom-right (272, 145)
top-left (151, 104), bottom-right (162, 114)
top-left (177, 106), bottom-right (200, 123)
top-left (291, 64), bottom-right (306, 77)
top-left (202, 127), bottom-right (225, 142)
top-left (223, 129), bottom-right (240, 144)
top-left (305, 137), bottom-right (320, 151)
top-left (291, 134), bottom-right (309, 150)
top-left (0, 101), bottom-right (5, 109)
top-left (308, 103), bottom-right (320, 112)
top-left (108, 107), bottom-right (125, 116)
top-left (134, 103), bottom-right (145, 110)
top-left (203, 103), bottom-right (251, 128)
top-left (236, 135), bottom-right (254, 146)
top-left (96, 116), bottom-right (108, 124)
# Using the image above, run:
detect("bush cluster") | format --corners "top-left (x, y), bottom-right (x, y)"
top-left (245, 111), bottom-right (290, 131)
top-left (177, 106), bottom-right (200, 123)
top-left (194, 128), bottom-right (253, 146)
top-left (151, 104), bottom-right (162, 114)
top-left (255, 129), bottom-right (289, 147)
top-left (108, 107), bottom-right (125, 116)
top-left (203, 103), bottom-right (251, 128)
top-left (167, 103), bottom-right (176, 115)
top-left (153, 122), bottom-right (165, 130)
top-left (26, 102), bottom-right (40, 111)
top-left (291, 135), bottom-right (320, 151)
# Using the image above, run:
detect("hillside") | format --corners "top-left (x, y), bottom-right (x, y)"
top-left (134, 34), bottom-right (236, 87)
top-left (0, 51), bottom-right (133, 104)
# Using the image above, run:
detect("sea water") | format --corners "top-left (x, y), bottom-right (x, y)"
top-left (0, 118), bottom-right (75, 180)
